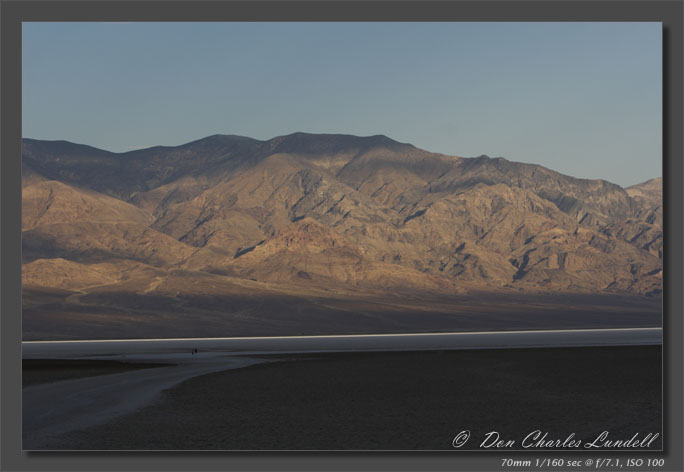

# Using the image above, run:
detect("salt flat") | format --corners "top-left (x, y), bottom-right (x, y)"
top-left (23, 327), bottom-right (662, 359)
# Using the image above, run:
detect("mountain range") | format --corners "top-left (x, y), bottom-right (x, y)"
top-left (21, 133), bottom-right (663, 339)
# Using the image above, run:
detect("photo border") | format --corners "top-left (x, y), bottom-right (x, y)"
top-left (2, 1), bottom-right (682, 471)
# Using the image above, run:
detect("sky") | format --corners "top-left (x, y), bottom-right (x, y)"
top-left (23, 22), bottom-right (661, 187)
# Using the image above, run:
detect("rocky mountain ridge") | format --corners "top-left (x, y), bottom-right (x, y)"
top-left (22, 133), bottom-right (663, 297)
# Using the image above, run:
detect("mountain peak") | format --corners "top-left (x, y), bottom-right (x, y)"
top-left (472, 154), bottom-right (508, 162)
top-left (22, 138), bottom-right (116, 158)
top-left (179, 134), bottom-right (262, 148)
top-left (627, 177), bottom-right (662, 190)
top-left (265, 132), bottom-right (412, 156)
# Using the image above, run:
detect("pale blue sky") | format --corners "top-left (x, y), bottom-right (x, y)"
top-left (23, 22), bottom-right (661, 187)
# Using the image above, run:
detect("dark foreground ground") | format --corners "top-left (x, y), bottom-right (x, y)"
top-left (44, 346), bottom-right (661, 450)
top-left (22, 359), bottom-right (166, 387)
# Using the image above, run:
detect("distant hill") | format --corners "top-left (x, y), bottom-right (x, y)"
top-left (21, 133), bottom-right (662, 339)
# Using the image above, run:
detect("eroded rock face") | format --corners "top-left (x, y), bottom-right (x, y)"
top-left (22, 133), bottom-right (662, 296)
